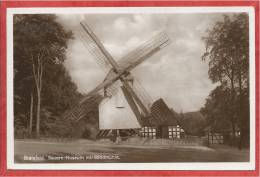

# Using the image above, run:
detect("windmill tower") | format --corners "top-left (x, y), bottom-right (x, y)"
top-left (64, 21), bottom-right (172, 139)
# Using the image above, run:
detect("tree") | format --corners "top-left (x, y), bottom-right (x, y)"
top-left (14, 14), bottom-right (73, 137)
top-left (40, 62), bottom-right (83, 137)
top-left (201, 86), bottom-right (235, 132)
top-left (201, 14), bottom-right (249, 148)
top-left (44, 94), bottom-right (102, 139)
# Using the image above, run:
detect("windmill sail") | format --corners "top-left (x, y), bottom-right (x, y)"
top-left (64, 73), bottom-right (122, 120)
top-left (77, 24), bottom-right (111, 72)
top-left (77, 22), bottom-right (119, 96)
top-left (118, 31), bottom-right (171, 71)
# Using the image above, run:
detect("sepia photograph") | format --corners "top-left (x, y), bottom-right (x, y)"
top-left (5, 6), bottom-right (256, 171)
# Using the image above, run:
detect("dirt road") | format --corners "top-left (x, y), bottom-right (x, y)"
top-left (14, 139), bottom-right (249, 163)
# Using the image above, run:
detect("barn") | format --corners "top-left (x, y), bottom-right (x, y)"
top-left (203, 124), bottom-right (240, 145)
top-left (139, 98), bottom-right (185, 139)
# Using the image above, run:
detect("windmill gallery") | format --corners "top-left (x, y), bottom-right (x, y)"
top-left (64, 21), bottom-right (186, 141)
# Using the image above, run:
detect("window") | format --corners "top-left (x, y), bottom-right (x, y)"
top-left (140, 127), bottom-right (156, 139)
top-left (168, 125), bottom-right (182, 139)
top-left (208, 133), bottom-right (224, 144)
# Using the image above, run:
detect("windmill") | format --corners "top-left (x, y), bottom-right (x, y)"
top-left (64, 21), bottom-right (172, 137)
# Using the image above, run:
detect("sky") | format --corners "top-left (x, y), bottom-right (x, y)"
top-left (57, 13), bottom-right (225, 113)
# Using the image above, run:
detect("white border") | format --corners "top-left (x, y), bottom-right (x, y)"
top-left (6, 7), bottom-right (256, 170)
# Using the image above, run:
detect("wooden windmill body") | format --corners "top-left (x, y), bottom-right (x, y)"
top-left (65, 21), bottom-right (171, 132)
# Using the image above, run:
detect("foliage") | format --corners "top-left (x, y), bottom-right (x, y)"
top-left (202, 14), bottom-right (249, 87)
top-left (178, 111), bottom-right (207, 136)
top-left (201, 13), bottom-right (249, 148)
top-left (200, 85), bottom-right (235, 132)
top-left (44, 94), bottom-right (103, 138)
top-left (13, 14), bottom-right (85, 138)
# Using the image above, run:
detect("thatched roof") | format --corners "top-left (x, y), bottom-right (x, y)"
top-left (141, 98), bottom-right (179, 127)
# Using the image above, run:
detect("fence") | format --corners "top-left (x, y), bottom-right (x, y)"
top-left (121, 136), bottom-right (207, 146)
top-left (207, 133), bottom-right (224, 144)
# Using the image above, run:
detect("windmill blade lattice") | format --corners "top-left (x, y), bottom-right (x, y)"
top-left (77, 29), bottom-right (119, 96)
top-left (77, 29), bottom-right (111, 73)
top-left (118, 31), bottom-right (171, 69)
top-left (66, 94), bottom-right (102, 121)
